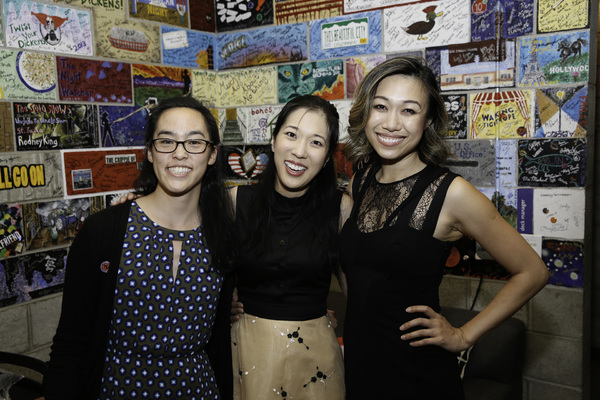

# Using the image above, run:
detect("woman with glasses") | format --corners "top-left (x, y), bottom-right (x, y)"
top-left (45, 96), bottom-right (236, 400)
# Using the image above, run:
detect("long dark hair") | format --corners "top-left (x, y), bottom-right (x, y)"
top-left (244, 95), bottom-right (341, 266)
top-left (344, 56), bottom-right (450, 167)
top-left (134, 95), bottom-right (235, 273)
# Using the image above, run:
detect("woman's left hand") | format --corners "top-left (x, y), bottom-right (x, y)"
top-left (399, 305), bottom-right (470, 353)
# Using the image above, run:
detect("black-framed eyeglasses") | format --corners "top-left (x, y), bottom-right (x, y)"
top-left (151, 138), bottom-right (213, 154)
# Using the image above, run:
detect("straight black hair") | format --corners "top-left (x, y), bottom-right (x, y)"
top-left (242, 95), bottom-right (342, 268)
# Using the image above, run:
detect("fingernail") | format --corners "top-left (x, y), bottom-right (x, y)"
top-left (406, 307), bottom-right (411, 312)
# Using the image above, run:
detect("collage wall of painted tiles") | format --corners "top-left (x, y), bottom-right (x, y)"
top-left (0, 0), bottom-right (593, 306)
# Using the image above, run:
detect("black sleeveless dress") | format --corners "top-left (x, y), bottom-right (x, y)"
top-left (339, 164), bottom-right (465, 399)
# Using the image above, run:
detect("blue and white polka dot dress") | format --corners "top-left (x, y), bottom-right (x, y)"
top-left (99, 202), bottom-right (222, 399)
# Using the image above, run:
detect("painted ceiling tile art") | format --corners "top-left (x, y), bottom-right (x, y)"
top-left (534, 85), bottom-right (588, 138)
top-left (245, 24), bottom-right (308, 67)
top-left (98, 105), bottom-right (146, 147)
top-left (129, 0), bottom-right (189, 28)
top-left (443, 139), bottom-right (496, 186)
top-left (425, 46), bottom-right (445, 86)
top-left (13, 102), bottom-right (99, 151)
top-left (57, 57), bottom-right (133, 103)
top-left (518, 31), bottom-right (590, 87)
top-left (62, 148), bottom-right (145, 197)
top-left (97, 13), bottom-right (161, 63)
top-left (470, 0), bottom-right (534, 41)
top-left (217, 71), bottom-right (242, 108)
top-left (443, 235), bottom-right (511, 280)
top-left (276, 0), bottom-right (342, 25)
top-left (161, 27), bottom-right (216, 69)
top-left (496, 139), bottom-right (517, 187)
top-left (56, 0), bottom-right (162, 64)
top-left (22, 197), bottom-right (102, 252)
top-left (0, 248), bottom-right (67, 307)
top-left (4, 0), bottom-right (93, 55)
top-left (132, 64), bottom-right (193, 107)
top-left (518, 138), bottom-right (586, 187)
top-left (0, 151), bottom-right (64, 203)
top-left (537, 0), bottom-right (589, 33)
top-left (238, 105), bottom-right (283, 144)
top-left (217, 67), bottom-right (277, 108)
top-left (343, 0), bottom-right (413, 13)
top-left (0, 103), bottom-right (14, 152)
top-left (0, 50), bottom-right (56, 101)
top-left (383, 0), bottom-right (470, 52)
top-left (0, 203), bottom-right (24, 258)
top-left (469, 90), bottom-right (533, 139)
top-left (192, 69), bottom-right (218, 106)
top-left (309, 11), bottom-right (382, 60)
top-left (345, 56), bottom-right (386, 98)
top-left (218, 108), bottom-right (243, 143)
top-left (216, 0), bottom-right (273, 32)
top-left (189, 0), bottom-right (215, 32)
top-left (244, 67), bottom-right (277, 105)
top-left (215, 32), bottom-right (246, 69)
top-left (534, 188), bottom-right (585, 240)
top-left (216, 23), bottom-right (308, 70)
top-left (442, 93), bottom-right (468, 139)
top-left (542, 239), bottom-right (583, 288)
top-left (278, 60), bottom-right (344, 103)
top-left (221, 145), bottom-right (270, 181)
top-left (440, 39), bottom-right (515, 91)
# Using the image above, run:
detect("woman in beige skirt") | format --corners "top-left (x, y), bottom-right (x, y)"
top-left (228, 95), bottom-right (350, 400)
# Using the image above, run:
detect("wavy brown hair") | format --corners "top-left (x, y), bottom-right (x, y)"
top-left (344, 56), bottom-right (449, 167)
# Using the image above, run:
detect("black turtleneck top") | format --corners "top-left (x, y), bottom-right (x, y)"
top-left (234, 184), bottom-right (338, 321)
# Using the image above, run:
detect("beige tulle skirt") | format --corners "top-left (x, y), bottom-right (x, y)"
top-left (231, 313), bottom-right (345, 400)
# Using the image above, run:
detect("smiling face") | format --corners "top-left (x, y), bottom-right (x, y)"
top-left (365, 74), bottom-right (431, 170)
top-left (271, 108), bottom-right (331, 198)
top-left (147, 107), bottom-right (216, 200)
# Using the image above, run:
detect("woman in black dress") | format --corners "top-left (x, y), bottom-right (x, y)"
top-left (340, 56), bottom-right (548, 399)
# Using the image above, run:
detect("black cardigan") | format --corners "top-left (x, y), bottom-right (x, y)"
top-left (43, 201), bottom-right (234, 399)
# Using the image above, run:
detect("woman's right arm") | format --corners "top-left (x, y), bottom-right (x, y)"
top-left (44, 219), bottom-right (103, 399)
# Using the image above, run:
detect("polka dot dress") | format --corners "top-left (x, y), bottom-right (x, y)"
top-left (99, 202), bottom-right (222, 399)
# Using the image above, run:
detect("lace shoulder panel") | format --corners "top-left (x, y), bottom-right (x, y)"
top-left (356, 172), bottom-right (449, 233)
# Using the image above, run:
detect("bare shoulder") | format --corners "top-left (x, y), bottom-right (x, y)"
top-left (445, 176), bottom-right (495, 213)
top-left (435, 176), bottom-right (499, 241)
top-left (229, 185), bottom-right (238, 209)
top-left (345, 175), bottom-right (356, 199)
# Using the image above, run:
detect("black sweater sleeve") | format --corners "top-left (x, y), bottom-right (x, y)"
top-left (44, 202), bottom-right (131, 400)
top-left (206, 271), bottom-right (235, 400)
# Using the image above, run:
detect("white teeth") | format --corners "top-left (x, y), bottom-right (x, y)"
top-left (378, 134), bottom-right (404, 144)
top-left (169, 167), bottom-right (191, 175)
top-left (285, 161), bottom-right (306, 172)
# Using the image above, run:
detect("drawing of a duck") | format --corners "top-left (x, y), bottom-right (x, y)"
top-left (402, 5), bottom-right (444, 40)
